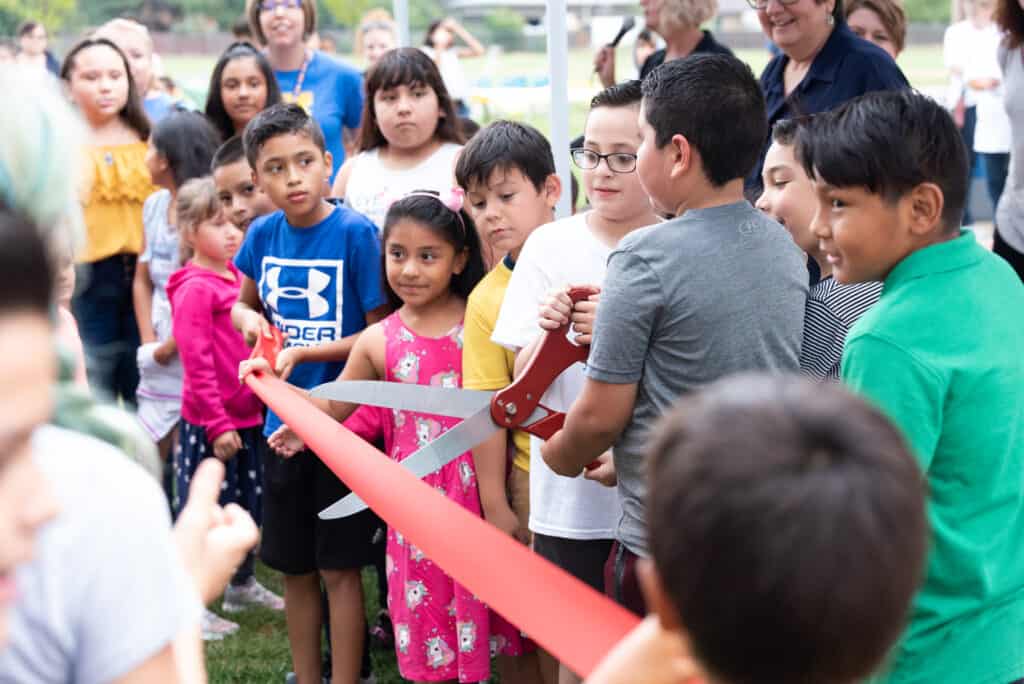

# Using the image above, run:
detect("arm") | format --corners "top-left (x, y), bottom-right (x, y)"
top-left (541, 378), bottom-right (637, 476)
top-left (133, 259), bottom-right (157, 344)
top-left (282, 303), bottom-right (390, 370)
top-left (231, 275), bottom-right (270, 346)
top-left (321, 321), bottom-right (386, 422)
top-left (445, 18), bottom-right (485, 58)
top-left (331, 156), bottom-right (357, 199)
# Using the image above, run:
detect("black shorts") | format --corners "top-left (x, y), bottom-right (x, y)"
top-left (259, 441), bottom-right (385, 575)
top-left (532, 533), bottom-right (613, 593)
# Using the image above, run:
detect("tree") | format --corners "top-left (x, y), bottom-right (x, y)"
top-left (903, 0), bottom-right (951, 24)
top-left (0, 0), bottom-right (77, 31)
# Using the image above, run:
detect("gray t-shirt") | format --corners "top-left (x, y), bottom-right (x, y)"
top-left (996, 43), bottom-right (1024, 253)
top-left (140, 189), bottom-right (180, 341)
top-left (0, 426), bottom-right (200, 684)
top-left (585, 201), bottom-right (807, 556)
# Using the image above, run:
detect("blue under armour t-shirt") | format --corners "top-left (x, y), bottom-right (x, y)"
top-left (274, 51), bottom-right (363, 182)
top-left (235, 203), bottom-right (385, 435)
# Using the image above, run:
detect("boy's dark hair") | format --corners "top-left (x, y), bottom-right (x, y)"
top-left (381, 191), bottom-right (486, 310)
top-left (243, 103), bottom-right (326, 170)
top-left (641, 54), bottom-right (766, 187)
top-left (648, 374), bottom-right (927, 684)
top-left (771, 117), bottom-right (804, 147)
top-left (459, 116), bottom-right (481, 140)
top-left (798, 90), bottom-right (967, 232)
top-left (455, 120), bottom-right (555, 193)
top-left (17, 20), bottom-right (44, 38)
top-left (205, 41), bottom-right (282, 141)
top-left (211, 135), bottom-right (247, 172)
top-left (590, 79), bottom-right (642, 109)
top-left (151, 111), bottom-right (222, 188)
top-left (0, 207), bottom-right (54, 315)
top-left (60, 37), bottom-right (151, 140)
top-left (359, 47), bottom-right (464, 153)
top-left (232, 15), bottom-right (254, 41)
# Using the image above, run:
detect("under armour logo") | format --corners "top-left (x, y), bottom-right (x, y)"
top-left (265, 266), bottom-right (331, 318)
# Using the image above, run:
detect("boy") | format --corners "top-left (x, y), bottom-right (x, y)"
top-left (800, 89), bottom-right (1024, 684)
top-left (233, 103), bottom-right (389, 684)
top-left (211, 136), bottom-right (276, 231)
top-left (584, 374), bottom-right (929, 684)
top-left (541, 55), bottom-right (807, 615)
top-left (455, 120), bottom-right (561, 684)
top-left (755, 118), bottom-right (882, 380)
top-left (492, 81), bottom-right (659, 684)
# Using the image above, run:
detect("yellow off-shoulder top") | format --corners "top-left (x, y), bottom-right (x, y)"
top-left (79, 142), bottom-right (157, 264)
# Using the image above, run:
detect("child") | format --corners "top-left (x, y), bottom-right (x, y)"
top-left (167, 177), bottom-right (282, 640)
top-left (233, 102), bottom-right (389, 684)
top-left (211, 136), bottom-right (277, 231)
top-left (800, 89), bottom-right (1024, 684)
top-left (204, 42), bottom-right (283, 142)
top-left (541, 55), bottom-right (808, 615)
top-left (333, 48), bottom-right (465, 230)
top-left (755, 118), bottom-right (882, 380)
top-left (248, 189), bottom-right (526, 684)
top-left (356, 10), bottom-right (399, 71)
top-left (95, 18), bottom-right (178, 124)
top-left (455, 119), bottom-right (563, 683)
top-left (584, 374), bottom-right (929, 684)
top-left (491, 81), bottom-right (659, 684)
top-left (61, 37), bottom-right (157, 406)
top-left (134, 111), bottom-right (222, 476)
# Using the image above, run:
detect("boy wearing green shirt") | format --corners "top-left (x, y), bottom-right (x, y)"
top-left (801, 90), bottom-right (1024, 684)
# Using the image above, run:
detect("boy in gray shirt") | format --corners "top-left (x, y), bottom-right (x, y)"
top-left (541, 54), bottom-right (807, 615)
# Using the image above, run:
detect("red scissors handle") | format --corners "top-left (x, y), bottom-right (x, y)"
top-left (491, 286), bottom-right (595, 439)
top-left (249, 325), bottom-right (286, 371)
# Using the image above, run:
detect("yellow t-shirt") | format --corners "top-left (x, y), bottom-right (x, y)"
top-left (79, 142), bottom-right (156, 263)
top-left (463, 260), bottom-right (531, 472)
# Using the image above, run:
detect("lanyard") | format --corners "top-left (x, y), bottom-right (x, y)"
top-left (291, 49), bottom-right (312, 99)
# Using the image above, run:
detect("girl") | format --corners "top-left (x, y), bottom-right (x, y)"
top-left (332, 48), bottom-right (465, 231)
top-left (168, 178), bottom-right (282, 641)
top-left (356, 10), bottom-right (399, 72)
top-left (204, 42), bottom-right (283, 142)
top-left (61, 37), bottom-right (156, 406)
top-left (422, 18), bottom-right (485, 117)
top-left (134, 111), bottom-right (222, 486)
top-left (247, 190), bottom-right (526, 683)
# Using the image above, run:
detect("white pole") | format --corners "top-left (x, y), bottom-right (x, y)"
top-left (546, 0), bottom-right (572, 219)
top-left (394, 0), bottom-right (411, 47)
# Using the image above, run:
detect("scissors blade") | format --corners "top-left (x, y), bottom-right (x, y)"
top-left (310, 381), bottom-right (492, 419)
top-left (319, 404), bottom-right (536, 519)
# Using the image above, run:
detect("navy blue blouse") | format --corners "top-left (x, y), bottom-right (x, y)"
top-left (746, 23), bottom-right (909, 197)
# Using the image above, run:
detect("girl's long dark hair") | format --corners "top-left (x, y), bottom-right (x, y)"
top-left (151, 111), bottom-right (223, 188)
top-left (60, 37), bottom-right (150, 140)
top-left (998, 0), bottom-right (1024, 49)
top-left (358, 47), bottom-right (464, 153)
top-left (381, 190), bottom-right (485, 310)
top-left (204, 42), bottom-right (282, 141)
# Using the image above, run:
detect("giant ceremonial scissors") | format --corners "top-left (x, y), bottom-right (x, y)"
top-left (311, 287), bottom-right (593, 519)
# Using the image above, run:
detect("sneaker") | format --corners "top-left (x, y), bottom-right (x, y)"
top-left (201, 609), bottom-right (239, 641)
top-left (222, 577), bottom-right (285, 613)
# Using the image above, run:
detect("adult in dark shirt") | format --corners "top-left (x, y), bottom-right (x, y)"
top-left (745, 0), bottom-right (908, 198)
top-left (594, 0), bottom-right (732, 87)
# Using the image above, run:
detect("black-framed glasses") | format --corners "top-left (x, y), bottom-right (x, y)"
top-left (745, 0), bottom-right (801, 9)
top-left (570, 148), bottom-right (638, 174)
top-left (260, 0), bottom-right (302, 10)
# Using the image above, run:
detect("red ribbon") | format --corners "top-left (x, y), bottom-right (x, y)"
top-left (245, 372), bottom-right (640, 677)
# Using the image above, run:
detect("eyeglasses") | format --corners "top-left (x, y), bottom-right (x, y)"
top-left (260, 0), bottom-right (302, 10)
top-left (745, 0), bottom-right (801, 9)
top-left (570, 148), bottom-right (638, 174)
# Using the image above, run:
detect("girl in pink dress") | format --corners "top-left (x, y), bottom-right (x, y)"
top-left (262, 189), bottom-right (526, 682)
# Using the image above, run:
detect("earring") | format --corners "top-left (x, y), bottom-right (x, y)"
top-left (827, 12), bottom-right (835, 25)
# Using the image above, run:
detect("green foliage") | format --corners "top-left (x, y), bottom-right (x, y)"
top-left (902, 0), bottom-right (951, 24)
top-left (485, 8), bottom-right (525, 50)
top-left (0, 0), bottom-right (77, 31)
top-left (177, 0), bottom-right (246, 29)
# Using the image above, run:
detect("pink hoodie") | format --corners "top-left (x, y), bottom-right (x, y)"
top-left (168, 262), bottom-right (262, 441)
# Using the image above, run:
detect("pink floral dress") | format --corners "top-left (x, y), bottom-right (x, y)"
top-left (377, 312), bottom-right (526, 682)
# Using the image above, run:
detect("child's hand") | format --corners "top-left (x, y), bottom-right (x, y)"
top-left (153, 338), bottom-right (177, 366)
top-left (584, 615), bottom-right (700, 684)
top-left (173, 459), bottom-right (259, 605)
top-left (483, 498), bottom-right (528, 545)
top-left (239, 357), bottom-right (273, 382)
top-left (213, 430), bottom-right (242, 461)
top-left (570, 291), bottom-right (601, 346)
top-left (538, 288), bottom-right (574, 331)
top-left (275, 346), bottom-right (305, 382)
top-left (268, 425), bottom-right (305, 457)
top-left (583, 451), bottom-right (617, 487)
top-left (241, 310), bottom-right (273, 348)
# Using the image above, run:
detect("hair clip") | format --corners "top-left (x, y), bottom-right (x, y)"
top-left (396, 188), bottom-right (467, 236)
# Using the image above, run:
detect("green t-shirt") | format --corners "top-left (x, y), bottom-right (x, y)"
top-left (843, 232), bottom-right (1024, 684)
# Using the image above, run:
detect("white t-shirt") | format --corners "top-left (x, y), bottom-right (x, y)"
top-left (344, 142), bottom-right (462, 231)
top-left (491, 213), bottom-right (622, 540)
top-left (0, 426), bottom-right (201, 684)
top-left (964, 24), bottom-right (1012, 153)
top-left (945, 20), bottom-right (975, 108)
top-left (140, 189), bottom-right (180, 341)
